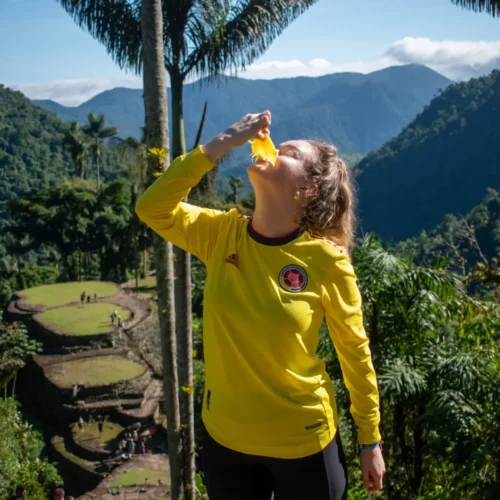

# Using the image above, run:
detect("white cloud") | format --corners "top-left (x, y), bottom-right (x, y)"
top-left (5, 37), bottom-right (500, 105)
top-left (240, 37), bottom-right (500, 81)
top-left (238, 57), bottom-right (394, 80)
top-left (386, 37), bottom-right (500, 66)
top-left (384, 37), bottom-right (500, 80)
top-left (7, 77), bottom-right (142, 106)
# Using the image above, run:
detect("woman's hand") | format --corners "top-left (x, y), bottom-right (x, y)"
top-left (203, 111), bottom-right (271, 163)
top-left (360, 446), bottom-right (385, 493)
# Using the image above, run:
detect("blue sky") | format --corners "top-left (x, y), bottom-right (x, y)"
top-left (2, 0), bottom-right (500, 104)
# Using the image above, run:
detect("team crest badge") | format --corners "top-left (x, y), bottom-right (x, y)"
top-left (279, 265), bottom-right (308, 293)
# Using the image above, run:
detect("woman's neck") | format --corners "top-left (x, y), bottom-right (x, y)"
top-left (251, 197), bottom-right (299, 238)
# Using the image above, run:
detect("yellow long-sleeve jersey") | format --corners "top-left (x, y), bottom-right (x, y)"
top-left (136, 146), bottom-right (381, 459)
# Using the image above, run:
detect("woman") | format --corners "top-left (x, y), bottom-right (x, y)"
top-left (136, 111), bottom-right (385, 500)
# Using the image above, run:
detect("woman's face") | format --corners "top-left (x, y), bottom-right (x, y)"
top-left (247, 140), bottom-right (316, 199)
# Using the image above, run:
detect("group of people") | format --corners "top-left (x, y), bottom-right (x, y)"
top-left (11, 485), bottom-right (72, 500)
top-left (117, 429), bottom-right (147, 459)
top-left (76, 414), bottom-right (105, 438)
top-left (110, 309), bottom-right (123, 327)
top-left (80, 291), bottom-right (97, 304)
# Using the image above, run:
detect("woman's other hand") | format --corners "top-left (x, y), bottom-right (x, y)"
top-left (203, 111), bottom-right (271, 163)
top-left (360, 446), bottom-right (385, 493)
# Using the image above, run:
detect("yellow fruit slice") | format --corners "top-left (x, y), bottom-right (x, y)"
top-left (249, 135), bottom-right (278, 166)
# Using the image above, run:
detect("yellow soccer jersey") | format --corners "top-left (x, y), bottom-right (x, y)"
top-left (136, 146), bottom-right (381, 459)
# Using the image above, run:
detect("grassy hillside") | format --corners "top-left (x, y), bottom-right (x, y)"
top-left (356, 70), bottom-right (500, 242)
top-left (0, 85), bottom-right (129, 227)
top-left (0, 85), bottom-right (73, 211)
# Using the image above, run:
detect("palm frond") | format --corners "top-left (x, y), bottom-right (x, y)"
top-left (62, 124), bottom-right (88, 161)
top-left (354, 237), bottom-right (407, 290)
top-left (193, 100), bottom-right (208, 149)
top-left (0, 358), bottom-right (24, 373)
top-left (406, 289), bottom-right (450, 328)
top-left (100, 126), bottom-right (120, 139)
top-left (426, 389), bottom-right (479, 427)
top-left (451, 0), bottom-right (500, 16)
top-left (431, 351), bottom-right (492, 391)
top-left (401, 266), bottom-right (461, 300)
top-left (182, 0), bottom-right (319, 78)
top-left (57, 0), bottom-right (142, 72)
top-left (378, 358), bottom-right (427, 401)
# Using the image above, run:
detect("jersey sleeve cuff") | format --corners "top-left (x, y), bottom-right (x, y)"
top-left (357, 427), bottom-right (382, 445)
top-left (197, 144), bottom-right (215, 172)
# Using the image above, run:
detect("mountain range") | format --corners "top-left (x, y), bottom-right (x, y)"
top-left (4, 64), bottom-right (499, 244)
top-left (34, 64), bottom-right (451, 159)
top-left (356, 70), bottom-right (500, 242)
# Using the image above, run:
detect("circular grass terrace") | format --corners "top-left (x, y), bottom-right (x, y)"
top-left (38, 303), bottom-right (130, 336)
top-left (111, 468), bottom-right (170, 487)
top-left (21, 281), bottom-right (119, 309)
top-left (73, 421), bottom-right (124, 451)
top-left (46, 355), bottom-right (146, 388)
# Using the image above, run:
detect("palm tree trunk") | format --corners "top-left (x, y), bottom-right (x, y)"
top-left (16, 254), bottom-right (23, 291)
top-left (11, 372), bottom-right (17, 398)
top-left (370, 301), bottom-right (379, 345)
top-left (395, 402), bottom-right (409, 464)
top-left (496, 456), bottom-right (500, 493)
top-left (413, 402), bottom-right (425, 493)
top-left (171, 69), bottom-right (195, 499)
top-left (135, 262), bottom-right (139, 291)
top-left (170, 71), bottom-right (186, 160)
top-left (96, 143), bottom-right (101, 191)
top-left (131, 184), bottom-right (140, 291)
top-left (78, 251), bottom-right (82, 281)
top-left (141, 2), bottom-right (183, 499)
top-left (80, 153), bottom-right (85, 179)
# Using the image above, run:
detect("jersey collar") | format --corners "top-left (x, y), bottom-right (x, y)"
top-left (247, 221), bottom-right (302, 246)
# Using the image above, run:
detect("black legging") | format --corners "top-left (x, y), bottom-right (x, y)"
top-left (201, 423), bottom-right (348, 500)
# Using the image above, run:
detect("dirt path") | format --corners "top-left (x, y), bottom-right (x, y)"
top-left (96, 290), bottom-right (152, 332)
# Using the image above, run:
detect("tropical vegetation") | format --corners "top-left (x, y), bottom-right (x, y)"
top-left (0, 398), bottom-right (62, 500)
top-left (317, 234), bottom-right (499, 498)
top-left (0, 1), bottom-right (499, 498)
top-left (356, 70), bottom-right (500, 241)
top-left (0, 319), bottom-right (60, 500)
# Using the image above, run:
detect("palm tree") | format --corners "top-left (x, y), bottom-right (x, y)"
top-left (114, 134), bottom-right (150, 289)
top-left (451, 0), bottom-right (500, 16)
top-left (62, 121), bottom-right (89, 178)
top-left (81, 113), bottom-right (119, 191)
top-left (140, 1), bottom-right (183, 498)
top-left (0, 319), bottom-right (42, 399)
top-left (56, 1), bottom-right (317, 156)
top-left (229, 175), bottom-right (246, 204)
top-left (56, 2), bottom-right (318, 493)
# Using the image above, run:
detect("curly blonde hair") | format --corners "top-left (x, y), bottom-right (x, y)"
top-left (298, 140), bottom-right (357, 251)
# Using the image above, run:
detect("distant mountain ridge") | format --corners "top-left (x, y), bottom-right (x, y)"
top-left (356, 70), bottom-right (500, 242)
top-left (34, 64), bottom-right (451, 160)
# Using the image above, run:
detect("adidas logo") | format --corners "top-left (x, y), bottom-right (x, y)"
top-left (225, 254), bottom-right (239, 268)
